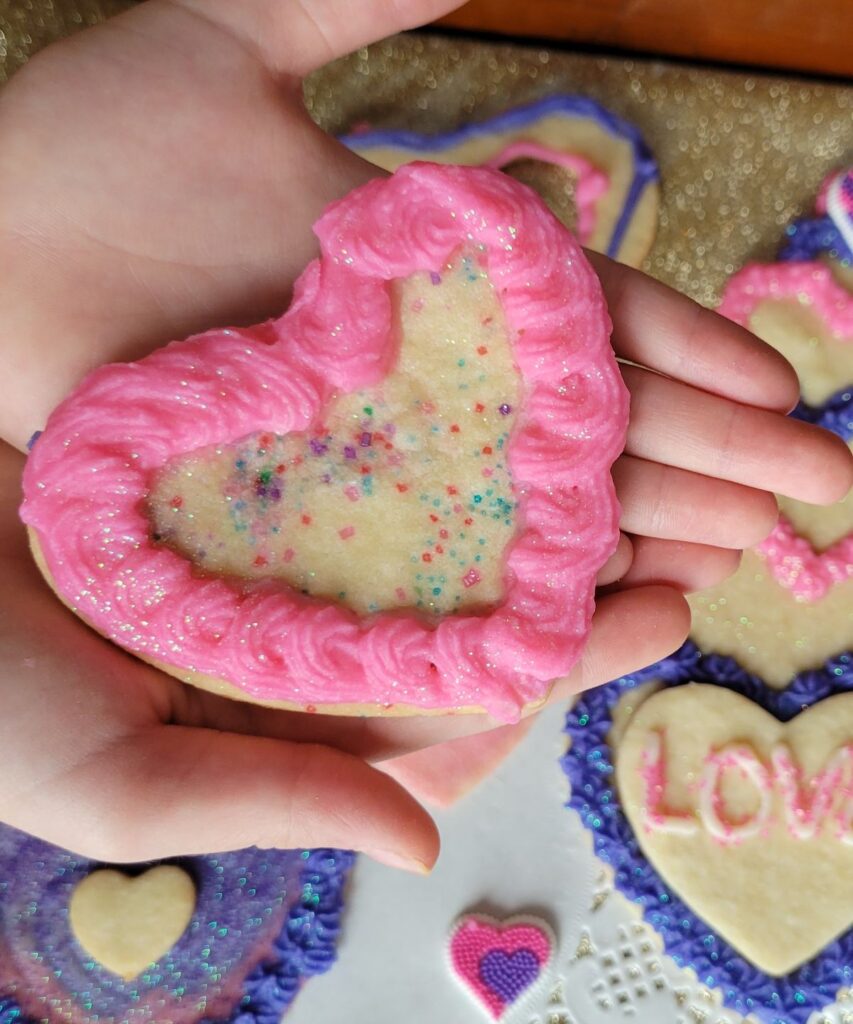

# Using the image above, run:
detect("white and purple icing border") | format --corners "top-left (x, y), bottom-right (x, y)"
top-left (562, 640), bottom-right (853, 1024)
top-left (341, 95), bottom-right (660, 260)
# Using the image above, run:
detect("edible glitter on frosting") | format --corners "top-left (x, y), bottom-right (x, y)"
top-left (756, 514), bottom-right (853, 602)
top-left (21, 163), bottom-right (627, 720)
top-left (447, 914), bottom-right (554, 1020)
top-left (0, 827), bottom-right (353, 1024)
top-left (341, 94), bottom-right (659, 260)
top-left (562, 640), bottom-right (853, 1024)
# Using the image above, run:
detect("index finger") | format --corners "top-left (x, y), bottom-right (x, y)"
top-left (587, 251), bottom-right (801, 414)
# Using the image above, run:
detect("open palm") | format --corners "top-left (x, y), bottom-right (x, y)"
top-left (0, 0), bottom-right (850, 870)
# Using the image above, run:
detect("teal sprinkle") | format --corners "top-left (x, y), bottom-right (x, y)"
top-left (457, 358), bottom-right (466, 367)
top-left (432, 587), bottom-right (441, 596)
top-left (473, 494), bottom-right (482, 504)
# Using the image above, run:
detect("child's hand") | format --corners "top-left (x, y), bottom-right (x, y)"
top-left (0, 0), bottom-right (850, 867)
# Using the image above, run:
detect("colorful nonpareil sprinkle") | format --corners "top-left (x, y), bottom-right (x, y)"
top-left (148, 250), bottom-right (521, 618)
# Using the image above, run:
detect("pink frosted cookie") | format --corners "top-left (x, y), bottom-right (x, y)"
top-left (21, 163), bottom-right (627, 722)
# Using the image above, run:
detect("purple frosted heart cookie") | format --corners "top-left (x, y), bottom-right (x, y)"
top-left (0, 826), bottom-right (352, 1024)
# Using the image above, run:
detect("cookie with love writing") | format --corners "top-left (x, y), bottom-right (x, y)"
top-left (0, 826), bottom-right (352, 1024)
top-left (562, 641), bottom-right (853, 1024)
top-left (689, 167), bottom-right (853, 689)
top-left (21, 163), bottom-right (627, 721)
top-left (343, 95), bottom-right (660, 267)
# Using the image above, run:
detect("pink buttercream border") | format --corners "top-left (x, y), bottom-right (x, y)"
top-left (757, 516), bottom-right (853, 602)
top-left (20, 164), bottom-right (627, 721)
top-left (717, 260), bottom-right (853, 341)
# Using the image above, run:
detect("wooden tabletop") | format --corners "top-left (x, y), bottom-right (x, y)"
top-left (439, 0), bottom-right (853, 78)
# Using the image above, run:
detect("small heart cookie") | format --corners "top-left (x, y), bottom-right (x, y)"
top-left (21, 163), bottom-right (627, 721)
top-left (448, 914), bottom-right (554, 1020)
top-left (343, 94), bottom-right (660, 267)
top-left (69, 867), bottom-right (195, 981)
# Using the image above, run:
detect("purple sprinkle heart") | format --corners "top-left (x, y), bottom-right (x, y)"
top-left (478, 948), bottom-right (541, 1005)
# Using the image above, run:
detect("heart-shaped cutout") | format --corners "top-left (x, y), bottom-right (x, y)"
top-left (448, 914), bottom-right (554, 1019)
top-left (22, 164), bottom-right (626, 721)
top-left (343, 94), bottom-right (660, 267)
top-left (563, 643), bottom-right (853, 1024)
top-left (616, 683), bottom-right (853, 977)
top-left (69, 866), bottom-right (196, 981)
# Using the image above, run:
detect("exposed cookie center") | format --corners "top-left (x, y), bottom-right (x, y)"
top-left (147, 250), bottom-right (522, 617)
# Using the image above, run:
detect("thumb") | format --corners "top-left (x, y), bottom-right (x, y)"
top-left (172, 0), bottom-right (467, 77)
top-left (18, 726), bottom-right (439, 873)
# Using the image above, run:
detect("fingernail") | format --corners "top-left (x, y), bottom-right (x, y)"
top-left (367, 848), bottom-right (433, 874)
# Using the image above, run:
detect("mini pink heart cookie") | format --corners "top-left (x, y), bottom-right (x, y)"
top-left (21, 163), bottom-right (627, 721)
top-left (448, 914), bottom-right (554, 1020)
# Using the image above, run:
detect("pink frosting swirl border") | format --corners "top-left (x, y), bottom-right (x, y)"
top-left (756, 516), bottom-right (853, 602)
top-left (717, 260), bottom-right (853, 341)
top-left (20, 163), bottom-right (627, 721)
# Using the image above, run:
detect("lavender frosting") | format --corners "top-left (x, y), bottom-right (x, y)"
top-left (780, 214), bottom-right (853, 264)
top-left (340, 94), bottom-right (659, 259)
top-left (562, 641), bottom-right (853, 1024)
top-left (790, 386), bottom-right (853, 441)
top-left (0, 827), bottom-right (353, 1024)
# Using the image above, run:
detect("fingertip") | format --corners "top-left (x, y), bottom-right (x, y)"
top-left (740, 488), bottom-right (779, 548)
top-left (787, 428), bottom-right (853, 505)
top-left (574, 585), bottom-right (690, 694)
top-left (620, 537), bottom-right (744, 593)
top-left (596, 532), bottom-right (633, 585)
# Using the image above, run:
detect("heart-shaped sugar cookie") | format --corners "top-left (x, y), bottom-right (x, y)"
top-left (448, 914), bottom-right (554, 1020)
top-left (563, 646), bottom-right (853, 1023)
top-left (22, 163), bottom-right (626, 721)
top-left (0, 831), bottom-right (348, 1024)
top-left (69, 866), bottom-right (195, 981)
top-left (616, 683), bottom-right (853, 977)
